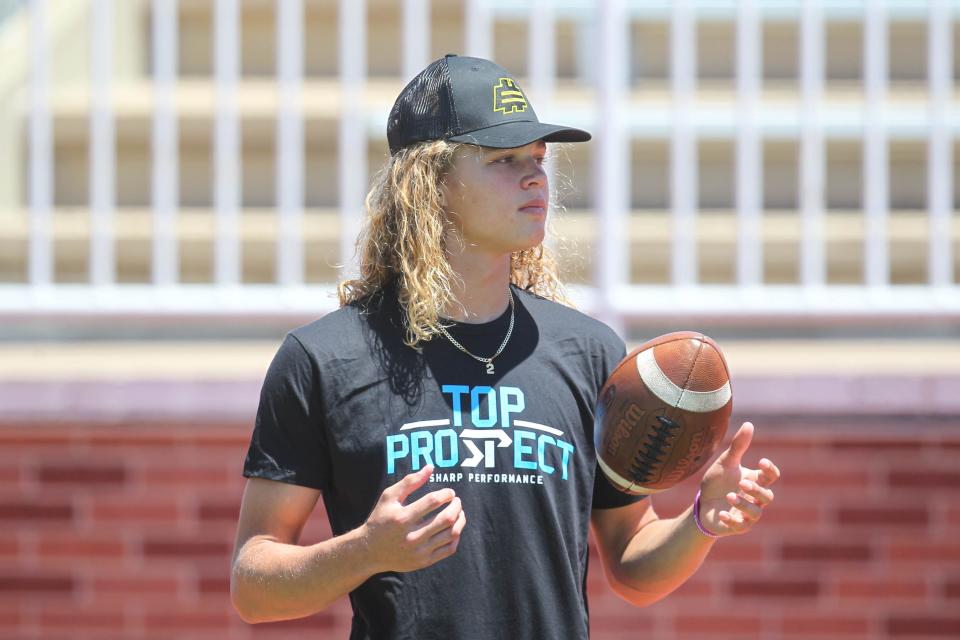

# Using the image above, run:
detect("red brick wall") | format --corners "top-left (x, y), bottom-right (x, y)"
top-left (1, 417), bottom-right (957, 639)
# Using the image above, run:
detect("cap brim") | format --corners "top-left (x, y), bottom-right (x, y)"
top-left (447, 121), bottom-right (591, 149)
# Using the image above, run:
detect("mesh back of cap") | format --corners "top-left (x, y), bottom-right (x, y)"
top-left (387, 57), bottom-right (459, 154)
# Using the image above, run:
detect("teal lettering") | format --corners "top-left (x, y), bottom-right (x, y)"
top-left (537, 434), bottom-right (557, 474)
top-left (470, 386), bottom-right (497, 428)
top-left (442, 384), bottom-right (470, 427)
top-left (410, 430), bottom-right (434, 470)
top-left (556, 440), bottom-right (575, 480)
top-left (499, 386), bottom-right (525, 428)
top-left (434, 429), bottom-right (459, 468)
top-left (513, 430), bottom-right (537, 470)
top-left (386, 434), bottom-right (409, 474)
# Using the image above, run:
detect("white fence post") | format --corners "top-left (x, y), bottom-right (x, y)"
top-left (152, 0), bottom-right (179, 286)
top-left (736, 0), bottom-right (761, 287)
top-left (28, 0), bottom-right (52, 288)
top-left (594, 0), bottom-right (628, 332)
top-left (465, 0), bottom-right (491, 60)
top-left (403, 0), bottom-right (430, 82)
top-left (277, 0), bottom-right (304, 287)
top-left (214, 0), bottom-right (241, 286)
top-left (90, 0), bottom-right (115, 286)
top-left (863, 0), bottom-right (889, 288)
top-left (928, 0), bottom-right (953, 287)
top-left (338, 0), bottom-right (367, 281)
top-left (529, 0), bottom-right (557, 245)
top-left (800, 0), bottom-right (825, 288)
top-left (671, 0), bottom-right (697, 287)
top-left (528, 0), bottom-right (555, 105)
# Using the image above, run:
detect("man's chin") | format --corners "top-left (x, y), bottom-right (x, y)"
top-left (511, 232), bottom-right (547, 254)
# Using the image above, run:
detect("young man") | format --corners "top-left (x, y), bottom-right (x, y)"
top-left (232, 55), bottom-right (780, 639)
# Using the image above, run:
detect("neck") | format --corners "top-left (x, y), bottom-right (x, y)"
top-left (444, 251), bottom-right (512, 323)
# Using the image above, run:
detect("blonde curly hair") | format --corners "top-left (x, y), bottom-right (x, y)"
top-left (338, 139), bottom-right (571, 348)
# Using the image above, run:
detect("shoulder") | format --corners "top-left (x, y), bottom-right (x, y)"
top-left (513, 286), bottom-right (623, 350)
top-left (292, 287), bottom-right (403, 345)
top-left (513, 286), bottom-right (626, 386)
top-left (285, 293), bottom-right (406, 367)
top-left (288, 303), bottom-right (367, 351)
top-left (260, 306), bottom-right (366, 379)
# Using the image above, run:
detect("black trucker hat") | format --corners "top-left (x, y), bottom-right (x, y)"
top-left (387, 54), bottom-right (591, 155)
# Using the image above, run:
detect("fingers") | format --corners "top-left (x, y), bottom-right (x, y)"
top-left (719, 421), bottom-right (754, 469)
top-left (406, 487), bottom-right (458, 522)
top-left (426, 506), bottom-right (467, 547)
top-left (717, 508), bottom-right (745, 527)
top-left (452, 507), bottom-right (466, 536)
top-left (721, 475), bottom-right (776, 528)
top-left (724, 491), bottom-right (762, 522)
top-left (738, 477), bottom-right (774, 507)
top-left (409, 495), bottom-right (462, 542)
top-left (368, 468), bottom-right (468, 572)
top-left (699, 421), bottom-right (780, 536)
top-left (427, 510), bottom-right (467, 563)
top-left (387, 464), bottom-right (435, 503)
top-left (429, 539), bottom-right (459, 564)
top-left (756, 457), bottom-right (781, 488)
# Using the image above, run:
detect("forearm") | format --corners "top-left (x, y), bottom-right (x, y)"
top-left (607, 504), bottom-right (715, 606)
top-left (231, 525), bottom-right (377, 623)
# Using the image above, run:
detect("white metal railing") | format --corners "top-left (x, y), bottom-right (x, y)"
top-left (1, 0), bottom-right (958, 323)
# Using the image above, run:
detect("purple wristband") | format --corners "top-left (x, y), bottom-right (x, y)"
top-left (694, 489), bottom-right (722, 539)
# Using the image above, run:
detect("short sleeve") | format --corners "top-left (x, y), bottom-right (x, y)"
top-left (590, 329), bottom-right (648, 510)
top-left (243, 333), bottom-right (331, 491)
top-left (591, 466), bottom-right (648, 509)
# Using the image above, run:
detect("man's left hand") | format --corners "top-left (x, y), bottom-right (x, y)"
top-left (697, 421), bottom-right (781, 537)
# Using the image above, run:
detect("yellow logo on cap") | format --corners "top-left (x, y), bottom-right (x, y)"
top-left (493, 78), bottom-right (528, 115)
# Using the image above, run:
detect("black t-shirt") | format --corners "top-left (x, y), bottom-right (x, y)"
top-left (243, 285), bottom-right (646, 639)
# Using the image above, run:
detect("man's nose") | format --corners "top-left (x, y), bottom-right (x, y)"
top-left (521, 160), bottom-right (546, 189)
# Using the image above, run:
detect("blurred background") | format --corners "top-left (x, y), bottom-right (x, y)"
top-left (0, 0), bottom-right (958, 638)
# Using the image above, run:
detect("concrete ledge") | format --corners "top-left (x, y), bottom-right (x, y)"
top-left (0, 379), bottom-right (263, 423)
top-left (2, 374), bottom-right (958, 424)
top-left (1, 340), bottom-right (957, 422)
top-left (731, 374), bottom-right (960, 416)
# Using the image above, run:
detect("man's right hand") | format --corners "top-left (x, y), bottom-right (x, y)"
top-left (361, 464), bottom-right (466, 573)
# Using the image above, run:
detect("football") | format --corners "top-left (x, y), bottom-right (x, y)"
top-left (595, 331), bottom-right (733, 495)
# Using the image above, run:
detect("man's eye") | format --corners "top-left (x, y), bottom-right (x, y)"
top-left (495, 156), bottom-right (513, 163)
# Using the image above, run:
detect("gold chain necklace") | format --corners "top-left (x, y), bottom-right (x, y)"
top-left (437, 293), bottom-right (515, 375)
